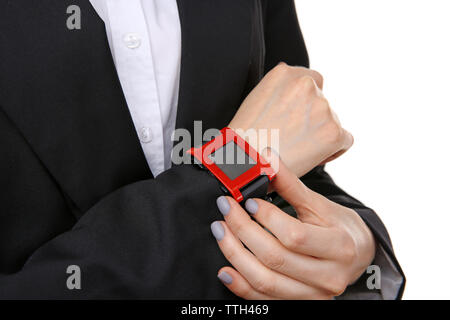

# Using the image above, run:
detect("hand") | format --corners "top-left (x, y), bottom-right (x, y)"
top-left (228, 63), bottom-right (353, 177)
top-left (210, 151), bottom-right (376, 299)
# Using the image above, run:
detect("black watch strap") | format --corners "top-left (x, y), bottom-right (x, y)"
top-left (240, 175), bottom-right (270, 203)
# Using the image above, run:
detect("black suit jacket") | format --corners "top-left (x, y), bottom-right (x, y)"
top-left (0, 0), bottom-right (404, 299)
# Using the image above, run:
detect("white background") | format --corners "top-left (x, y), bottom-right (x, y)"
top-left (295, 0), bottom-right (450, 299)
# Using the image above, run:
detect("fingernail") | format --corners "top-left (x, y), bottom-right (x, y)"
top-left (245, 199), bottom-right (258, 215)
top-left (216, 196), bottom-right (230, 216)
top-left (218, 271), bottom-right (233, 285)
top-left (211, 221), bottom-right (225, 241)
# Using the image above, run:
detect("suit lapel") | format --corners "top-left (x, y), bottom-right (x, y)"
top-left (175, 0), bottom-right (255, 136)
top-left (0, 0), bottom-right (151, 214)
top-left (0, 0), bottom-right (254, 214)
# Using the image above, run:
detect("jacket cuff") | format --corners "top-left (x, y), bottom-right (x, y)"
top-left (338, 208), bottom-right (406, 299)
top-left (337, 243), bottom-right (404, 300)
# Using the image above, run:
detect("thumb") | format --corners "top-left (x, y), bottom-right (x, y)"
top-left (262, 148), bottom-right (329, 226)
top-left (262, 148), bottom-right (314, 211)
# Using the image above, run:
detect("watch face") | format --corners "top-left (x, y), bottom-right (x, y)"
top-left (209, 141), bottom-right (256, 180)
top-left (188, 127), bottom-right (276, 202)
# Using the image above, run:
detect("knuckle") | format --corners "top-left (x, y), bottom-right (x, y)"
top-left (265, 208), bottom-right (280, 225)
top-left (312, 292), bottom-right (335, 300)
top-left (266, 63), bottom-right (291, 86)
top-left (284, 226), bottom-right (306, 250)
top-left (257, 203), bottom-right (273, 219)
top-left (348, 132), bottom-right (355, 147)
top-left (324, 121), bottom-right (343, 144)
top-left (223, 245), bottom-right (236, 262)
top-left (273, 63), bottom-right (290, 76)
top-left (311, 70), bottom-right (324, 88)
top-left (261, 250), bottom-right (286, 270)
top-left (312, 97), bottom-right (332, 117)
top-left (326, 276), bottom-right (348, 297)
top-left (341, 239), bottom-right (357, 263)
top-left (229, 219), bottom-right (246, 237)
top-left (238, 284), bottom-right (254, 300)
top-left (296, 76), bottom-right (317, 93)
top-left (315, 96), bottom-right (331, 111)
top-left (253, 275), bottom-right (276, 295)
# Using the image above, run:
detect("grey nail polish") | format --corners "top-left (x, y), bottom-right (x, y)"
top-left (245, 199), bottom-right (258, 215)
top-left (211, 221), bottom-right (225, 241)
top-left (218, 271), bottom-right (233, 285)
top-left (216, 196), bottom-right (230, 216)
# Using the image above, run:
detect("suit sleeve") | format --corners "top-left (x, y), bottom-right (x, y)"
top-left (262, 0), bottom-right (405, 299)
top-left (0, 164), bottom-right (232, 299)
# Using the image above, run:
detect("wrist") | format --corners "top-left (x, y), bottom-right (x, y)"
top-left (226, 125), bottom-right (278, 159)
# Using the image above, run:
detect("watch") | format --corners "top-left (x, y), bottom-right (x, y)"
top-left (187, 127), bottom-right (276, 202)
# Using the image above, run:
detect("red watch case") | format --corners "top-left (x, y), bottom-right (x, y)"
top-left (187, 127), bottom-right (276, 202)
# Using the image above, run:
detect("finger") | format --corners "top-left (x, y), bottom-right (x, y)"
top-left (319, 150), bottom-right (347, 165)
top-left (211, 221), bottom-right (329, 299)
top-left (287, 65), bottom-right (324, 90)
top-left (217, 267), bottom-right (275, 300)
top-left (262, 148), bottom-right (320, 217)
top-left (244, 197), bottom-right (351, 261)
top-left (341, 128), bottom-right (354, 152)
top-left (220, 196), bottom-right (346, 291)
top-left (307, 69), bottom-right (324, 90)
